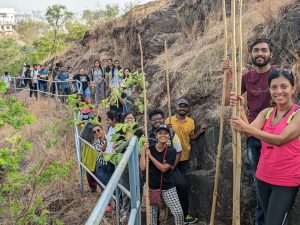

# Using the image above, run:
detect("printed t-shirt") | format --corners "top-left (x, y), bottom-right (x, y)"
top-left (256, 104), bottom-right (300, 186)
top-left (241, 68), bottom-right (273, 123)
top-left (148, 145), bottom-right (176, 190)
top-left (165, 116), bottom-right (195, 161)
top-left (73, 74), bottom-right (90, 91)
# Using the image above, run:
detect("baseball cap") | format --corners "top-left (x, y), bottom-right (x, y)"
top-left (156, 124), bottom-right (171, 134)
top-left (176, 98), bottom-right (189, 106)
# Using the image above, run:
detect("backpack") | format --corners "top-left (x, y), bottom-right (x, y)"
top-left (91, 67), bottom-right (104, 80)
top-left (24, 70), bottom-right (31, 78)
top-left (79, 122), bottom-right (94, 144)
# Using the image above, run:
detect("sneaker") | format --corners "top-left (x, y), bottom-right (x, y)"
top-left (120, 213), bottom-right (128, 223)
top-left (184, 215), bottom-right (198, 224)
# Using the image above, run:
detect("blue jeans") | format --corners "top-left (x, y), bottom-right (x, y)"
top-left (39, 82), bottom-right (48, 93)
top-left (84, 87), bottom-right (91, 99)
top-left (247, 137), bottom-right (265, 225)
top-left (95, 161), bottom-right (115, 186)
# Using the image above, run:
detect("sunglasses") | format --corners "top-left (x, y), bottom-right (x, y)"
top-left (93, 129), bottom-right (101, 134)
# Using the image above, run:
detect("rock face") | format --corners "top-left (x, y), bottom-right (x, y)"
top-left (50, 0), bottom-right (300, 224)
top-left (270, 2), bottom-right (300, 64)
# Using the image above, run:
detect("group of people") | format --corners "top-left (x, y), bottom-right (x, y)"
top-left (77, 95), bottom-right (206, 224)
top-left (83, 37), bottom-right (300, 225)
top-left (3, 36), bottom-right (300, 225)
top-left (9, 58), bottom-right (131, 108)
top-left (223, 37), bottom-right (300, 225)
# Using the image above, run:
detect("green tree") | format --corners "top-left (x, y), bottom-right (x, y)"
top-left (100, 4), bottom-right (120, 20)
top-left (16, 19), bottom-right (50, 44)
top-left (82, 9), bottom-right (95, 24)
top-left (65, 22), bottom-right (87, 41)
top-left (45, 4), bottom-right (73, 55)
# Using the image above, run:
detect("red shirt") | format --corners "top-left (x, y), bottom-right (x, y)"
top-left (241, 68), bottom-right (272, 123)
top-left (256, 104), bottom-right (300, 187)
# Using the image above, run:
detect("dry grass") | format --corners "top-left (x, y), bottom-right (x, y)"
top-left (148, 0), bottom-right (297, 114)
top-left (0, 92), bottom-right (106, 224)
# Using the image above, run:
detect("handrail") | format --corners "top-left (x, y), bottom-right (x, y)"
top-left (10, 77), bottom-right (83, 97)
top-left (86, 136), bottom-right (141, 225)
top-left (74, 120), bottom-right (141, 225)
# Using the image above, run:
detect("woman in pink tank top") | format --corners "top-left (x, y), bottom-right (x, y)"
top-left (230, 69), bottom-right (300, 225)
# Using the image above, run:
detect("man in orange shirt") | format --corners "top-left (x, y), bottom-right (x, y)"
top-left (166, 98), bottom-right (206, 224)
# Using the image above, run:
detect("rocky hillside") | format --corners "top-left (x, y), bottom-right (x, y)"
top-left (48, 0), bottom-right (300, 224)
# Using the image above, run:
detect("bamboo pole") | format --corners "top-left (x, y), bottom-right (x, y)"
top-left (234, 0), bottom-right (243, 224)
top-left (209, 0), bottom-right (228, 224)
top-left (230, 0), bottom-right (238, 224)
top-left (164, 40), bottom-right (172, 124)
top-left (138, 33), bottom-right (150, 225)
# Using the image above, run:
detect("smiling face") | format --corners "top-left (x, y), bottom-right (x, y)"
top-left (156, 129), bottom-right (170, 144)
top-left (79, 68), bottom-right (85, 75)
top-left (150, 113), bottom-right (164, 129)
top-left (106, 117), bottom-right (116, 127)
top-left (124, 69), bottom-right (129, 77)
top-left (93, 126), bottom-right (104, 139)
top-left (124, 113), bottom-right (135, 124)
top-left (269, 75), bottom-right (295, 106)
top-left (107, 59), bottom-right (113, 67)
top-left (251, 42), bottom-right (272, 67)
top-left (176, 103), bottom-right (189, 116)
top-left (94, 61), bottom-right (100, 68)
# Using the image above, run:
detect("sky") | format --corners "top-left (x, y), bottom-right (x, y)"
top-left (0, 0), bottom-right (152, 13)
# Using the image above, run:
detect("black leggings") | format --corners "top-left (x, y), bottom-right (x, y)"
top-left (257, 179), bottom-right (299, 225)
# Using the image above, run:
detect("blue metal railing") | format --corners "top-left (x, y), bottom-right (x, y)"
top-left (73, 121), bottom-right (141, 225)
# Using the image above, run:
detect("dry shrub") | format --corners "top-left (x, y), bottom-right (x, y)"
top-left (256, 0), bottom-right (296, 27)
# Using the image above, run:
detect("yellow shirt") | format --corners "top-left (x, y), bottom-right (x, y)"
top-left (165, 115), bottom-right (195, 161)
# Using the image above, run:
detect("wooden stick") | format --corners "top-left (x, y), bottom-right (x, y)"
top-left (231, 0), bottom-right (238, 224)
top-left (234, 0), bottom-right (243, 224)
top-left (138, 33), bottom-right (150, 225)
top-left (209, 0), bottom-right (228, 224)
top-left (164, 40), bottom-right (172, 124)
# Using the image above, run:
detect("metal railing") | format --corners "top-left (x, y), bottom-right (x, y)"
top-left (10, 77), bottom-right (83, 97)
top-left (74, 120), bottom-right (141, 225)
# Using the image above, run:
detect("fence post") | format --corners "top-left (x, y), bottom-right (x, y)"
top-left (74, 120), bottom-right (84, 194)
top-left (37, 79), bottom-right (40, 99)
top-left (116, 187), bottom-right (120, 225)
top-left (128, 140), bottom-right (141, 225)
top-left (13, 77), bottom-right (17, 95)
top-left (55, 82), bottom-right (59, 100)
top-left (134, 141), bottom-right (141, 225)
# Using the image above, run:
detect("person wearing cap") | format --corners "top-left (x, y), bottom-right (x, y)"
top-left (165, 98), bottom-right (206, 224)
top-left (140, 124), bottom-right (184, 225)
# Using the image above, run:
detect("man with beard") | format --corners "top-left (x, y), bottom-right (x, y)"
top-left (165, 99), bottom-right (206, 224)
top-left (222, 37), bottom-right (275, 225)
